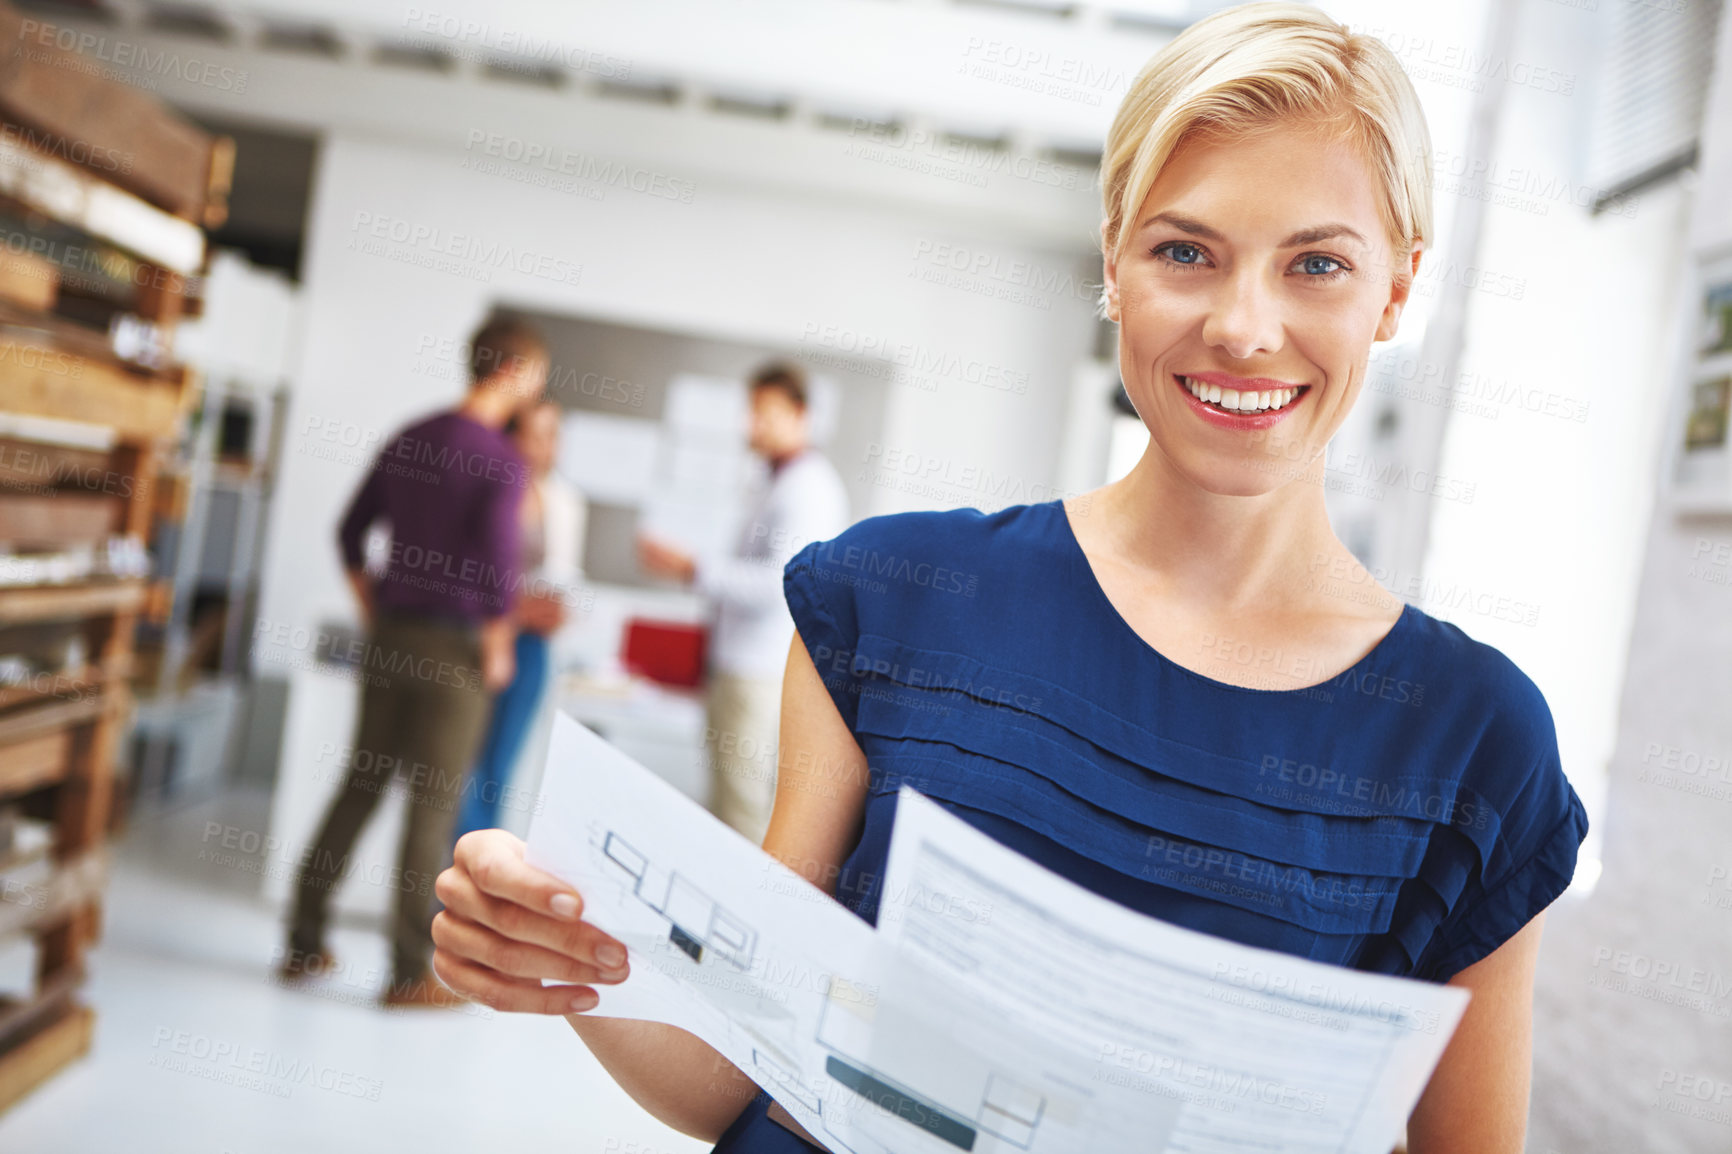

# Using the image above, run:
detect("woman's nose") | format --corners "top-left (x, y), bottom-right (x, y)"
top-left (1201, 269), bottom-right (1284, 360)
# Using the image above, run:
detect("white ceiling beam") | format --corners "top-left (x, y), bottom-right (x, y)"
top-left (194, 0), bottom-right (1171, 140)
top-left (40, 12), bottom-right (1110, 248)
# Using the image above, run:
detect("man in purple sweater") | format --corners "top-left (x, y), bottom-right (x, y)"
top-left (282, 316), bottom-right (548, 1007)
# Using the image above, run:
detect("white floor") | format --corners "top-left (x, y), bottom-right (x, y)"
top-left (0, 785), bottom-right (712, 1154)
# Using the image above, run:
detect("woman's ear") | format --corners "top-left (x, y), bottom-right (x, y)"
top-left (1374, 241), bottom-right (1423, 343)
top-left (1101, 220), bottom-right (1122, 323)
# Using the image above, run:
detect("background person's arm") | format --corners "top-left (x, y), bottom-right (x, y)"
top-left (344, 568), bottom-right (374, 627)
top-left (690, 542), bottom-right (790, 618)
top-left (541, 475), bottom-right (586, 585)
top-left (474, 450), bottom-right (530, 688)
top-left (433, 631), bottom-right (870, 1140)
top-left (337, 451), bottom-right (386, 626)
top-left (478, 615), bottom-right (516, 691)
top-left (518, 478), bottom-right (582, 635)
top-left (693, 463), bottom-right (848, 617)
top-left (1405, 912), bottom-right (1546, 1154)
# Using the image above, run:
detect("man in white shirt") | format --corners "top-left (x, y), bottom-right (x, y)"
top-left (638, 362), bottom-right (849, 843)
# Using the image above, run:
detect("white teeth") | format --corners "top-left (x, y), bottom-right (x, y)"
top-left (1181, 376), bottom-right (1301, 414)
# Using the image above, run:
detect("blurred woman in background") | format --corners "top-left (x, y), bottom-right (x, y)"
top-left (451, 398), bottom-right (586, 843)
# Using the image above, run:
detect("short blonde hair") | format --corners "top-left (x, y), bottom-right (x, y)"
top-left (1099, 1), bottom-right (1433, 316)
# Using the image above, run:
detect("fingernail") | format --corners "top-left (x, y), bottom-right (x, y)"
top-left (550, 893), bottom-right (580, 919)
top-left (570, 990), bottom-right (598, 1012)
top-left (596, 943), bottom-right (626, 968)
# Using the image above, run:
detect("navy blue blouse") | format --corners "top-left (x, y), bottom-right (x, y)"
top-left (713, 499), bottom-right (1588, 1152)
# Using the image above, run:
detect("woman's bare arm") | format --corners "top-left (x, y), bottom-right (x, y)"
top-left (432, 631), bottom-right (869, 1141)
top-left (1405, 912), bottom-right (1546, 1154)
top-left (761, 633), bottom-right (873, 886)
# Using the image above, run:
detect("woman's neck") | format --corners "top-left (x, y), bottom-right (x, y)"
top-left (1094, 442), bottom-right (1348, 615)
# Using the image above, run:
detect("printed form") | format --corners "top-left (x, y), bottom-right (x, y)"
top-left (526, 713), bottom-right (1469, 1154)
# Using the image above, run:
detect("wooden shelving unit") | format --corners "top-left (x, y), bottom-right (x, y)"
top-left (0, 0), bottom-right (228, 1115)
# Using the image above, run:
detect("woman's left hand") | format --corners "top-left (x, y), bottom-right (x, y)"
top-left (517, 591), bottom-right (567, 634)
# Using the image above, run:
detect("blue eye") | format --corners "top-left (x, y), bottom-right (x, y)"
top-left (1297, 254), bottom-right (1349, 279)
top-left (1150, 241), bottom-right (1209, 269)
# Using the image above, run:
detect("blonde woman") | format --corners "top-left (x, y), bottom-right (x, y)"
top-left (428, 6), bottom-right (1587, 1151)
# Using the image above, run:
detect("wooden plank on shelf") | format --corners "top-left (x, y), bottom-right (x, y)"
top-left (0, 671), bottom-right (101, 713)
top-left (0, 727), bottom-right (70, 799)
top-left (0, 432), bottom-right (147, 530)
top-left (0, 338), bottom-right (186, 440)
top-left (0, 124), bottom-right (202, 274)
top-left (0, 694), bottom-right (103, 746)
top-left (0, 412), bottom-right (113, 453)
top-left (0, 492), bottom-right (120, 550)
top-left (0, 4), bottom-right (221, 221)
top-left (0, 438), bottom-right (108, 492)
top-left (0, 579), bottom-right (144, 624)
top-left (0, 296), bottom-right (143, 364)
top-left (0, 249), bottom-right (53, 311)
top-left (0, 1002), bottom-right (91, 1116)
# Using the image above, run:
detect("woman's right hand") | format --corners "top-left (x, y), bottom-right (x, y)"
top-left (432, 829), bottom-right (631, 1014)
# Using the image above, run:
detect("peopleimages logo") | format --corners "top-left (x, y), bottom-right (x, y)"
top-left (18, 20), bottom-right (249, 93)
top-left (462, 131), bottom-right (695, 204)
top-left (347, 212), bottom-right (583, 286)
top-left (401, 8), bottom-right (632, 79)
top-left (799, 323), bottom-right (1030, 395)
top-left (0, 122), bottom-right (130, 174)
top-left (909, 239), bottom-right (1095, 305)
top-left (1255, 757), bottom-right (1488, 829)
top-left (1430, 147), bottom-right (1637, 218)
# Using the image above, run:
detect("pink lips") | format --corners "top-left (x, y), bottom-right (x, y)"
top-left (1172, 372), bottom-right (1311, 431)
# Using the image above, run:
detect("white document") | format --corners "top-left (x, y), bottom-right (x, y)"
top-left (525, 713), bottom-right (1470, 1154)
top-left (866, 791), bottom-right (1471, 1153)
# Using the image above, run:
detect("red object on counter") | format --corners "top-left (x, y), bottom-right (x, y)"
top-left (621, 619), bottom-right (708, 688)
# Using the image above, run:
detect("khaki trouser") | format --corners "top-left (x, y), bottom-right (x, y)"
top-left (705, 671), bottom-right (783, 845)
top-left (288, 613), bottom-right (493, 984)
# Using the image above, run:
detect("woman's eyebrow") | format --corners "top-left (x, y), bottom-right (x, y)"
top-left (1139, 211), bottom-right (1369, 248)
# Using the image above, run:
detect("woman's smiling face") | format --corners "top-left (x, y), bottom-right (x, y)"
top-left (1104, 119), bottom-right (1421, 497)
